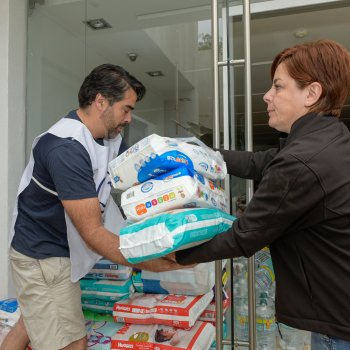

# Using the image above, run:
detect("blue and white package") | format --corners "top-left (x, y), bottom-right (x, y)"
top-left (0, 299), bottom-right (18, 313)
top-left (121, 167), bottom-right (228, 222)
top-left (133, 262), bottom-right (216, 296)
top-left (0, 299), bottom-right (20, 327)
top-left (119, 207), bottom-right (235, 263)
top-left (108, 134), bottom-right (227, 191)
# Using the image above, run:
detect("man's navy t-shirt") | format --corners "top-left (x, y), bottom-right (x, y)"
top-left (11, 110), bottom-right (127, 259)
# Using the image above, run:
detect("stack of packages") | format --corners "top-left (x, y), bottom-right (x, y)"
top-left (80, 260), bottom-right (134, 317)
top-left (107, 134), bottom-right (235, 350)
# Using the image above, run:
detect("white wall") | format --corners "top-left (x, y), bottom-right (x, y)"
top-left (0, 0), bottom-right (27, 299)
top-left (26, 5), bottom-right (86, 154)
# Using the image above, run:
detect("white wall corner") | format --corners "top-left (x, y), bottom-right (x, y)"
top-left (0, 0), bottom-right (27, 299)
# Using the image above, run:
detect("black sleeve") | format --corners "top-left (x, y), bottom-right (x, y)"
top-left (219, 148), bottom-right (279, 181)
top-left (176, 153), bottom-right (324, 265)
top-left (176, 226), bottom-right (244, 265)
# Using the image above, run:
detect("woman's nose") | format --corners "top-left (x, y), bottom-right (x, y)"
top-left (263, 88), bottom-right (272, 103)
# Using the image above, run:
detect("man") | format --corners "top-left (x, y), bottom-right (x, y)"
top-left (2, 64), bottom-right (177, 350)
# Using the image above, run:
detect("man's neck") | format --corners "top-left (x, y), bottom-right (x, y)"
top-left (77, 107), bottom-right (100, 138)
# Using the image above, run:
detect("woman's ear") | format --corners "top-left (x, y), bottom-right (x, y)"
top-left (305, 82), bottom-right (322, 107)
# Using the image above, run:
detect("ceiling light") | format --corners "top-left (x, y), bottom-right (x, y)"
top-left (146, 71), bottom-right (164, 77)
top-left (84, 18), bottom-right (112, 30)
top-left (294, 28), bottom-right (308, 38)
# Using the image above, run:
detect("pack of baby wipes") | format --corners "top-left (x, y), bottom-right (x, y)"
top-left (113, 291), bottom-right (213, 329)
top-left (121, 167), bottom-right (227, 222)
top-left (108, 134), bottom-right (227, 191)
top-left (119, 207), bottom-right (235, 263)
top-left (111, 321), bottom-right (215, 350)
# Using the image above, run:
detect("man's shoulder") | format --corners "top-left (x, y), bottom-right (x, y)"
top-left (36, 133), bottom-right (84, 151)
top-left (34, 133), bottom-right (89, 165)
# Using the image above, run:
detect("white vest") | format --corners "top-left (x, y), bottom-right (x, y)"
top-left (9, 117), bottom-right (126, 282)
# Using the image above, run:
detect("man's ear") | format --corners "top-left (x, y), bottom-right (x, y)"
top-left (94, 93), bottom-right (106, 111)
top-left (305, 82), bottom-right (322, 107)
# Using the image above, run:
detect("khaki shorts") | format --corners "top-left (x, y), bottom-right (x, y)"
top-left (9, 248), bottom-right (86, 350)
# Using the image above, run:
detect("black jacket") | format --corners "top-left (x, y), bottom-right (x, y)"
top-left (176, 113), bottom-right (350, 340)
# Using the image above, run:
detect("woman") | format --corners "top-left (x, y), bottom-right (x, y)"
top-left (174, 40), bottom-right (350, 349)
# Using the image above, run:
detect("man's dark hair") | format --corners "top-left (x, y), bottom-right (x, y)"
top-left (78, 64), bottom-right (146, 108)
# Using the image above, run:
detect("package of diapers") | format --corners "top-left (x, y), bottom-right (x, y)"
top-left (113, 291), bottom-right (213, 329)
top-left (120, 207), bottom-right (235, 263)
top-left (82, 298), bottom-right (118, 315)
top-left (86, 320), bottom-right (124, 349)
top-left (80, 278), bottom-right (134, 302)
top-left (136, 262), bottom-right (216, 295)
top-left (198, 297), bottom-right (230, 323)
top-left (85, 260), bottom-right (132, 281)
top-left (122, 167), bottom-right (227, 222)
top-left (111, 321), bottom-right (215, 350)
top-left (132, 262), bottom-right (228, 296)
top-left (108, 134), bottom-right (227, 191)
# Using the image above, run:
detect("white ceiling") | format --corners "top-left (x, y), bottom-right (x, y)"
top-left (33, 0), bottom-right (350, 148)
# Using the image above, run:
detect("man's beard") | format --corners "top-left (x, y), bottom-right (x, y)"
top-left (102, 108), bottom-right (127, 139)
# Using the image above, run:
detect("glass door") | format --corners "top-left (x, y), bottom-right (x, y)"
top-left (219, 0), bottom-right (350, 349)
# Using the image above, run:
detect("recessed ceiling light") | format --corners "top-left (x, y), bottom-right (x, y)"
top-left (146, 71), bottom-right (164, 77)
top-left (84, 18), bottom-right (112, 30)
top-left (294, 28), bottom-right (308, 38)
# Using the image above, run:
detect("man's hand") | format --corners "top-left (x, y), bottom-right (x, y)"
top-left (134, 253), bottom-right (197, 272)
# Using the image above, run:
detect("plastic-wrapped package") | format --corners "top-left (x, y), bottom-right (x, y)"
top-left (120, 207), bottom-right (235, 263)
top-left (0, 298), bottom-right (20, 328)
top-left (0, 324), bottom-right (12, 347)
top-left (86, 320), bottom-right (124, 349)
top-left (84, 260), bottom-right (132, 281)
top-left (82, 298), bottom-right (118, 315)
top-left (132, 262), bottom-right (216, 295)
top-left (198, 297), bottom-right (230, 323)
top-left (80, 278), bottom-right (134, 302)
top-left (113, 291), bottom-right (213, 329)
top-left (122, 167), bottom-right (227, 222)
top-left (108, 134), bottom-right (227, 191)
top-left (110, 321), bottom-right (215, 350)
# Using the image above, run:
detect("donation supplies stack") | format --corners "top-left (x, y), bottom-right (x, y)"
top-left (108, 133), bottom-right (235, 263)
top-left (105, 134), bottom-right (235, 349)
top-left (80, 260), bottom-right (134, 316)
